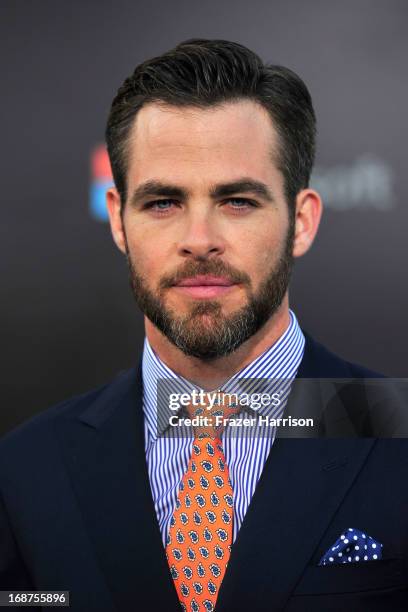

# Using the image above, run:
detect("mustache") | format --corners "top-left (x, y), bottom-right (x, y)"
top-left (159, 259), bottom-right (251, 289)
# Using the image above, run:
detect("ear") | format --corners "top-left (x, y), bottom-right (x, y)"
top-left (106, 187), bottom-right (127, 254)
top-left (292, 189), bottom-right (323, 258)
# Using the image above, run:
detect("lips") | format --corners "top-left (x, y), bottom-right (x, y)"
top-left (173, 275), bottom-right (237, 298)
top-left (175, 275), bottom-right (235, 287)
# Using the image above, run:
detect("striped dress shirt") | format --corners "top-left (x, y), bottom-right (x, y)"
top-left (142, 309), bottom-right (305, 545)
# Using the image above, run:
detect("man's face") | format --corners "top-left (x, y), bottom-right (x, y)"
top-left (115, 100), bottom-right (295, 360)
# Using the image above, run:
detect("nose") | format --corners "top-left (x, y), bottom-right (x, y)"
top-left (177, 211), bottom-right (225, 260)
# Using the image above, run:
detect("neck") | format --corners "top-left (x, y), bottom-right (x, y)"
top-left (145, 296), bottom-right (291, 390)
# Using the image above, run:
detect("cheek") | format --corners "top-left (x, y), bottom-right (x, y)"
top-left (231, 222), bottom-right (284, 272)
top-left (123, 217), bottom-right (164, 274)
top-left (126, 236), bottom-right (162, 284)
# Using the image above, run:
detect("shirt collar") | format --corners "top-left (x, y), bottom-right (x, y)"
top-left (142, 309), bottom-right (305, 440)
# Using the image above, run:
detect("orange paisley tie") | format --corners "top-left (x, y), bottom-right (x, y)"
top-left (166, 394), bottom-right (238, 611)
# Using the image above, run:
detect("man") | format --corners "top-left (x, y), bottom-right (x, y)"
top-left (0, 39), bottom-right (407, 611)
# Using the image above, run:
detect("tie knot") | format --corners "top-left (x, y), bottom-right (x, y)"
top-left (183, 390), bottom-right (241, 439)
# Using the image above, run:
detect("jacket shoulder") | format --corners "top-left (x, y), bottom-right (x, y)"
top-left (300, 332), bottom-right (385, 378)
top-left (0, 369), bottom-right (135, 457)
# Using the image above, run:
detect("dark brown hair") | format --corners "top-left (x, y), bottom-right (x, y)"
top-left (105, 38), bottom-right (316, 212)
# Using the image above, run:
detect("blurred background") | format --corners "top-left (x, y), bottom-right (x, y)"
top-left (1, 0), bottom-right (407, 435)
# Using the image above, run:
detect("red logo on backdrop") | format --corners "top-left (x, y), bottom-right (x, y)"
top-left (89, 145), bottom-right (114, 221)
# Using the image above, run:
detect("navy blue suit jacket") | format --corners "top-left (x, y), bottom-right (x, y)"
top-left (1, 334), bottom-right (407, 611)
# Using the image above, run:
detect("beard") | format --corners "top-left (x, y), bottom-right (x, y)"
top-left (125, 222), bottom-right (295, 361)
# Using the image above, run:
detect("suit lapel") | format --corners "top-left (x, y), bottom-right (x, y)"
top-left (54, 367), bottom-right (181, 611)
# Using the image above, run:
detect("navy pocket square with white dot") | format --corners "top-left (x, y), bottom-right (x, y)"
top-left (319, 528), bottom-right (383, 565)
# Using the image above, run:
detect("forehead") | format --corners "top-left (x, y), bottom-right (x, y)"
top-left (126, 100), bottom-right (282, 190)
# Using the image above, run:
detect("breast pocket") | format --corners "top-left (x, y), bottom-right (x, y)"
top-left (293, 558), bottom-right (407, 595)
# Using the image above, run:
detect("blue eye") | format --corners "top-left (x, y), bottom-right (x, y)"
top-left (226, 198), bottom-right (256, 209)
top-left (145, 199), bottom-right (177, 212)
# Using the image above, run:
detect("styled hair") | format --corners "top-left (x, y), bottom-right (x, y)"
top-left (105, 38), bottom-right (316, 212)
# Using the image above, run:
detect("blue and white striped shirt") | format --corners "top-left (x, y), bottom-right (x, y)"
top-left (142, 310), bottom-right (305, 545)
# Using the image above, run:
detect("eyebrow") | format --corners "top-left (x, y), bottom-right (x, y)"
top-left (210, 179), bottom-right (274, 202)
top-left (129, 177), bottom-right (275, 207)
top-left (129, 180), bottom-right (188, 207)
